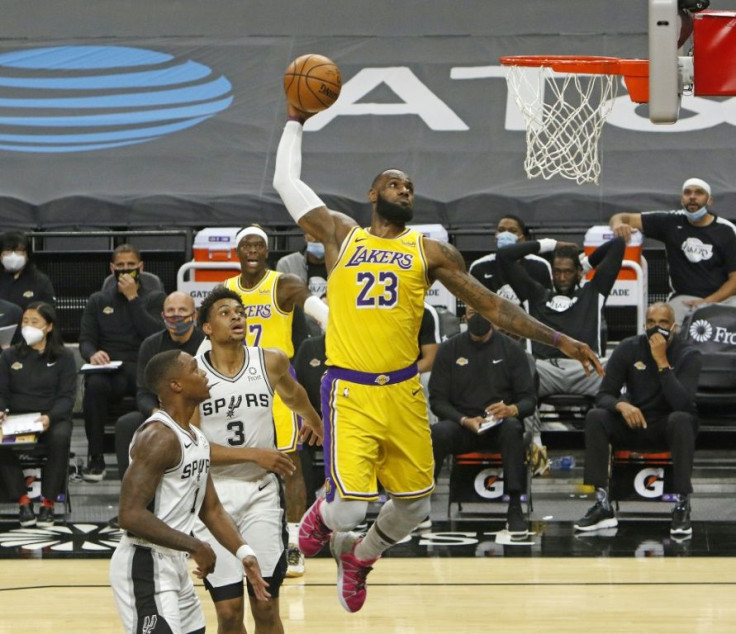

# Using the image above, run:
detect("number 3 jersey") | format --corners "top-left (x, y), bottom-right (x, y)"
top-left (327, 226), bottom-right (430, 373)
top-left (195, 347), bottom-right (276, 482)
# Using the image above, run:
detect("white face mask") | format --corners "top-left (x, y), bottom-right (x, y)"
top-left (2, 252), bottom-right (26, 273)
top-left (21, 325), bottom-right (45, 346)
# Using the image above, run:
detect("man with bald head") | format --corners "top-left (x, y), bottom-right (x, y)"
top-left (114, 291), bottom-right (206, 481)
top-left (575, 302), bottom-right (702, 538)
top-left (610, 178), bottom-right (736, 323)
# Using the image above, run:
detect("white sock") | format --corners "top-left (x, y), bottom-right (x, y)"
top-left (288, 522), bottom-right (300, 545)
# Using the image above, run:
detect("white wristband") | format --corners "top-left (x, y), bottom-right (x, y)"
top-left (236, 544), bottom-right (256, 561)
top-left (272, 121), bottom-right (326, 223)
top-left (537, 238), bottom-right (557, 254)
top-left (304, 294), bottom-right (329, 329)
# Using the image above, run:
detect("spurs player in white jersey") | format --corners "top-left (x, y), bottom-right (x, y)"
top-left (191, 287), bottom-right (322, 634)
top-left (110, 349), bottom-right (269, 634)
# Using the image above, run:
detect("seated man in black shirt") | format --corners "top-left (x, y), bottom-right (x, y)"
top-left (429, 306), bottom-right (537, 536)
top-left (469, 214), bottom-right (553, 309)
top-left (574, 302), bottom-right (702, 537)
top-left (79, 244), bottom-right (166, 482)
top-left (497, 235), bottom-right (625, 399)
top-left (114, 291), bottom-right (205, 480)
top-left (610, 178), bottom-right (736, 324)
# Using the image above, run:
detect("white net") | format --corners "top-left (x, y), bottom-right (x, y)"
top-left (504, 64), bottom-right (619, 185)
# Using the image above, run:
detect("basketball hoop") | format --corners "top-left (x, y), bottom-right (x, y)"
top-left (500, 55), bottom-right (648, 185)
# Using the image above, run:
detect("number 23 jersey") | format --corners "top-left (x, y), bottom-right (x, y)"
top-left (327, 226), bottom-right (430, 373)
top-left (195, 347), bottom-right (275, 482)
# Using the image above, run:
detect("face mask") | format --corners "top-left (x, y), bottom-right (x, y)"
top-left (646, 325), bottom-right (671, 341)
top-left (682, 206), bottom-right (708, 222)
top-left (496, 231), bottom-right (519, 249)
top-left (467, 313), bottom-right (492, 338)
top-left (21, 325), bottom-right (45, 346)
top-left (306, 242), bottom-right (325, 259)
top-left (163, 313), bottom-right (195, 337)
top-left (114, 267), bottom-right (140, 281)
top-left (2, 252), bottom-right (26, 273)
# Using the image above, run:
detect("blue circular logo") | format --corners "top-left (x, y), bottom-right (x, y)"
top-left (0, 45), bottom-right (233, 153)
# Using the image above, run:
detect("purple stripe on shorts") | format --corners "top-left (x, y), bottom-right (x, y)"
top-left (324, 364), bottom-right (418, 386)
top-left (320, 371), bottom-right (335, 502)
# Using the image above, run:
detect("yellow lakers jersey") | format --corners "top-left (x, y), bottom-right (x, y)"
top-left (224, 270), bottom-right (294, 357)
top-left (327, 227), bottom-right (429, 373)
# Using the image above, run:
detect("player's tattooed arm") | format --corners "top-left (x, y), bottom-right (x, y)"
top-left (425, 238), bottom-right (603, 376)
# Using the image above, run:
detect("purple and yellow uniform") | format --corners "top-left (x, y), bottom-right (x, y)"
top-left (224, 270), bottom-right (300, 452)
top-left (322, 226), bottom-right (434, 501)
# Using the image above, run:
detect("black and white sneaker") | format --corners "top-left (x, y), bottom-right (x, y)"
top-left (670, 501), bottom-right (692, 536)
top-left (506, 503), bottom-right (528, 537)
top-left (37, 505), bottom-right (55, 528)
top-left (574, 501), bottom-right (618, 532)
top-left (19, 503), bottom-right (36, 527)
top-left (82, 455), bottom-right (106, 482)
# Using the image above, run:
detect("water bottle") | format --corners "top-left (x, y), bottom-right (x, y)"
top-left (549, 455), bottom-right (576, 470)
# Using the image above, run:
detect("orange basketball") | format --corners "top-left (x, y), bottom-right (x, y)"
top-left (283, 54), bottom-right (342, 113)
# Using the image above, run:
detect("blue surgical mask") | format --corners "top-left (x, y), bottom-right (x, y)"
top-left (683, 206), bottom-right (708, 222)
top-left (496, 231), bottom-right (518, 249)
top-left (306, 242), bottom-right (325, 259)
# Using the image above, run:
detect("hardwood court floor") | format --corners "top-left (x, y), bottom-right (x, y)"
top-left (1, 557), bottom-right (735, 633)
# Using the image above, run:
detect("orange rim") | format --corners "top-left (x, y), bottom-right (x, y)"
top-left (499, 55), bottom-right (651, 103)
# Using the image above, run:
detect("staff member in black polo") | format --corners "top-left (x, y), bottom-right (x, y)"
top-left (78, 244), bottom-right (165, 482)
top-left (0, 302), bottom-right (76, 528)
top-left (428, 306), bottom-right (537, 536)
top-left (0, 231), bottom-right (56, 311)
top-left (575, 302), bottom-right (702, 537)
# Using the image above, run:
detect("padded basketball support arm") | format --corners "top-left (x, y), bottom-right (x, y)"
top-left (272, 121), bottom-right (326, 223)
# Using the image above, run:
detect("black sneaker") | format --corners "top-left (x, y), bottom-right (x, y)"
top-left (37, 505), bottom-right (55, 528)
top-left (82, 455), bottom-right (106, 482)
top-left (19, 503), bottom-right (36, 527)
top-left (670, 501), bottom-right (692, 536)
top-left (506, 503), bottom-right (528, 537)
top-left (574, 501), bottom-right (618, 532)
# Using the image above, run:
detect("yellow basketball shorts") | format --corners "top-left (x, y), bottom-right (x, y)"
top-left (320, 365), bottom-right (435, 502)
top-left (273, 364), bottom-right (300, 452)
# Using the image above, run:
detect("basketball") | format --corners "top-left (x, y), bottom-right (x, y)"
top-left (283, 54), bottom-right (342, 113)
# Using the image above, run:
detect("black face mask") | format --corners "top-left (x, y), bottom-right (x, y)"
top-left (467, 313), bottom-right (492, 338)
top-left (646, 325), bottom-right (671, 340)
top-left (114, 267), bottom-right (140, 281)
top-left (375, 193), bottom-right (414, 224)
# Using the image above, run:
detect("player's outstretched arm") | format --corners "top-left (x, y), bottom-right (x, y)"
top-left (272, 104), bottom-right (357, 273)
top-left (264, 346), bottom-right (323, 445)
top-left (424, 237), bottom-right (603, 377)
top-left (199, 474), bottom-right (271, 601)
top-left (118, 423), bottom-right (212, 561)
top-left (276, 273), bottom-right (329, 329)
top-left (609, 212), bottom-right (643, 242)
top-left (190, 399), bottom-right (295, 477)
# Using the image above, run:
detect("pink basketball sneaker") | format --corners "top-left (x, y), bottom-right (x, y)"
top-left (298, 497), bottom-right (332, 557)
top-left (330, 531), bottom-right (379, 613)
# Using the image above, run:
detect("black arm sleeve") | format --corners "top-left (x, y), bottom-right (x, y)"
top-left (588, 237), bottom-right (626, 297)
top-left (495, 242), bottom-right (548, 304)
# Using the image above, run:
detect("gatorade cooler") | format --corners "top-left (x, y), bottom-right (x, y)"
top-left (584, 225), bottom-right (645, 307)
top-left (192, 227), bottom-right (242, 281)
